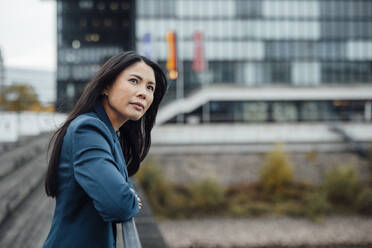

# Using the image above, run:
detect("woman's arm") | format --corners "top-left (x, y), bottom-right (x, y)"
top-left (71, 117), bottom-right (139, 222)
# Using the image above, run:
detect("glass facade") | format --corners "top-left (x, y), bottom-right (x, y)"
top-left (136, 0), bottom-right (372, 87)
top-left (136, 0), bottom-right (372, 123)
top-left (201, 100), bottom-right (367, 123)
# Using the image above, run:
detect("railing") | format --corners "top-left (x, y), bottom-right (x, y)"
top-left (157, 85), bottom-right (372, 124)
top-left (122, 218), bottom-right (142, 248)
top-left (328, 124), bottom-right (369, 158)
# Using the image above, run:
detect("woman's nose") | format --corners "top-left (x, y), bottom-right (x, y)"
top-left (136, 85), bottom-right (147, 99)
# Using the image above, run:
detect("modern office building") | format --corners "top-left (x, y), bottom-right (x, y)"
top-left (0, 48), bottom-right (4, 101)
top-left (136, 0), bottom-right (372, 123)
top-left (55, 0), bottom-right (135, 111)
top-left (56, 0), bottom-right (372, 123)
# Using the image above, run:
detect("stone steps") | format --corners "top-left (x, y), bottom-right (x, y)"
top-left (0, 183), bottom-right (54, 248)
top-left (0, 154), bottom-right (47, 225)
top-left (0, 134), bottom-right (50, 179)
top-left (0, 134), bottom-right (168, 248)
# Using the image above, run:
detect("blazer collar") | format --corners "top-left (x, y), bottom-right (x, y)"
top-left (93, 100), bottom-right (118, 142)
top-left (93, 100), bottom-right (128, 178)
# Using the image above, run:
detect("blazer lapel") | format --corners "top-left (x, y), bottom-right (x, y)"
top-left (93, 101), bottom-right (128, 179)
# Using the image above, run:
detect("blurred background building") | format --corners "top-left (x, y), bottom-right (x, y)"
top-left (5, 67), bottom-right (55, 105)
top-left (56, 0), bottom-right (135, 111)
top-left (0, 48), bottom-right (4, 105)
top-left (56, 0), bottom-right (372, 124)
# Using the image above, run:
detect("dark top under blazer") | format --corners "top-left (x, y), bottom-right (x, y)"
top-left (43, 101), bottom-right (139, 248)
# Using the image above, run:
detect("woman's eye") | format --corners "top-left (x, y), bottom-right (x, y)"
top-left (147, 85), bottom-right (155, 91)
top-left (129, 78), bottom-right (138, 84)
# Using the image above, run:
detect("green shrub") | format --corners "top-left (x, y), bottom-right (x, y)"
top-left (229, 204), bottom-right (248, 217)
top-left (323, 165), bottom-right (359, 206)
top-left (160, 189), bottom-right (190, 218)
top-left (274, 201), bottom-right (306, 217)
top-left (229, 201), bottom-right (272, 217)
top-left (228, 192), bottom-right (250, 216)
top-left (355, 188), bottom-right (372, 215)
top-left (368, 142), bottom-right (372, 185)
top-left (228, 193), bottom-right (250, 217)
top-left (259, 144), bottom-right (294, 195)
top-left (306, 151), bottom-right (317, 162)
top-left (248, 202), bottom-right (273, 216)
top-left (136, 160), bottom-right (164, 192)
top-left (137, 163), bottom-right (226, 218)
top-left (136, 161), bottom-right (174, 215)
top-left (246, 202), bottom-right (272, 216)
top-left (228, 192), bottom-right (250, 204)
top-left (188, 178), bottom-right (225, 213)
top-left (305, 191), bottom-right (331, 220)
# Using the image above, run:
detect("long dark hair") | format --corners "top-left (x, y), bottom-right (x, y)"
top-left (45, 51), bottom-right (168, 197)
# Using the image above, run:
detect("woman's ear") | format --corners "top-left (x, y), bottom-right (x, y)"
top-left (102, 88), bottom-right (108, 96)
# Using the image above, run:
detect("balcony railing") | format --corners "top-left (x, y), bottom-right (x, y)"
top-left (122, 218), bottom-right (142, 248)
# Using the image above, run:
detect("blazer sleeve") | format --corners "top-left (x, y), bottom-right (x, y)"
top-left (71, 117), bottom-right (139, 222)
top-left (127, 179), bottom-right (136, 192)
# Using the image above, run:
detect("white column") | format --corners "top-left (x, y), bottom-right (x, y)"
top-left (365, 101), bottom-right (371, 122)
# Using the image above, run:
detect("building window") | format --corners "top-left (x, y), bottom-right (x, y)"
top-left (66, 83), bottom-right (75, 99)
top-left (210, 101), bottom-right (238, 122)
top-left (79, 0), bottom-right (94, 10)
top-left (235, 0), bottom-right (262, 18)
top-left (320, 0), bottom-right (372, 19)
top-left (176, 0), bottom-right (235, 18)
top-left (242, 102), bottom-right (268, 122)
top-left (272, 102), bottom-right (298, 122)
top-left (209, 61), bottom-right (237, 83)
top-left (318, 42), bottom-right (346, 61)
top-left (322, 62), bottom-right (372, 84)
top-left (137, 0), bottom-right (175, 17)
top-left (271, 62), bottom-right (291, 84)
top-left (265, 41), bottom-right (348, 61)
top-left (263, 0), bottom-right (319, 19)
top-left (97, 2), bottom-right (106, 11)
top-left (321, 21), bottom-right (372, 39)
top-left (110, 2), bottom-right (119, 11)
top-left (300, 102), bottom-right (329, 121)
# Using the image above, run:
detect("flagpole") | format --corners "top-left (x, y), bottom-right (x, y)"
top-left (176, 51), bottom-right (184, 124)
top-left (193, 31), bottom-right (209, 123)
top-left (166, 31), bottom-right (183, 123)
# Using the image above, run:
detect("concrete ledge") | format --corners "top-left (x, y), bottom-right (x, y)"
top-left (159, 216), bottom-right (372, 248)
top-left (152, 123), bottom-right (372, 146)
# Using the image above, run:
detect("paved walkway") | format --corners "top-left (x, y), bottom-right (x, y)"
top-left (158, 216), bottom-right (372, 248)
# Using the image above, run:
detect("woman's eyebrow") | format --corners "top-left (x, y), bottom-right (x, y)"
top-left (129, 74), bottom-right (156, 86)
top-left (129, 74), bottom-right (143, 81)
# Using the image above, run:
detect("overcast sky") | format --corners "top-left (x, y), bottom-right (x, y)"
top-left (0, 0), bottom-right (56, 71)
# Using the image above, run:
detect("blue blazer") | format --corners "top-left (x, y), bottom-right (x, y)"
top-left (43, 102), bottom-right (139, 248)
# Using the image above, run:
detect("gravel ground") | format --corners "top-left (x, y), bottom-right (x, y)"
top-left (158, 216), bottom-right (372, 248)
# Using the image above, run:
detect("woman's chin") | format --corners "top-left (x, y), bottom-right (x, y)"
top-left (129, 114), bottom-right (143, 121)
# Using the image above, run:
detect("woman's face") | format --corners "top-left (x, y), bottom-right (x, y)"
top-left (102, 61), bottom-right (156, 130)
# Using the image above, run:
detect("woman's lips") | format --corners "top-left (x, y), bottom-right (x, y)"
top-left (131, 103), bottom-right (144, 111)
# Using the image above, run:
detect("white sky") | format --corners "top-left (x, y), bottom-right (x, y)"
top-left (0, 0), bottom-right (56, 71)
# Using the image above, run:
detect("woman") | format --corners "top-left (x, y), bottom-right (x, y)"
top-left (43, 51), bottom-right (167, 248)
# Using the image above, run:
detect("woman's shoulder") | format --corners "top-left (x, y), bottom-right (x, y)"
top-left (67, 112), bottom-right (112, 138)
top-left (62, 112), bottom-right (116, 158)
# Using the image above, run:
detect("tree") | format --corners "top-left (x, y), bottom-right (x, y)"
top-left (2, 84), bottom-right (41, 111)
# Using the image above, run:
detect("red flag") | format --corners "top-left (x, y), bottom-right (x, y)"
top-left (192, 31), bottom-right (205, 72)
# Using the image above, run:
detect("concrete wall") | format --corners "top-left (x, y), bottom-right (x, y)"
top-left (0, 112), bottom-right (66, 143)
top-left (152, 123), bottom-right (372, 146)
top-left (146, 151), bottom-right (370, 186)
